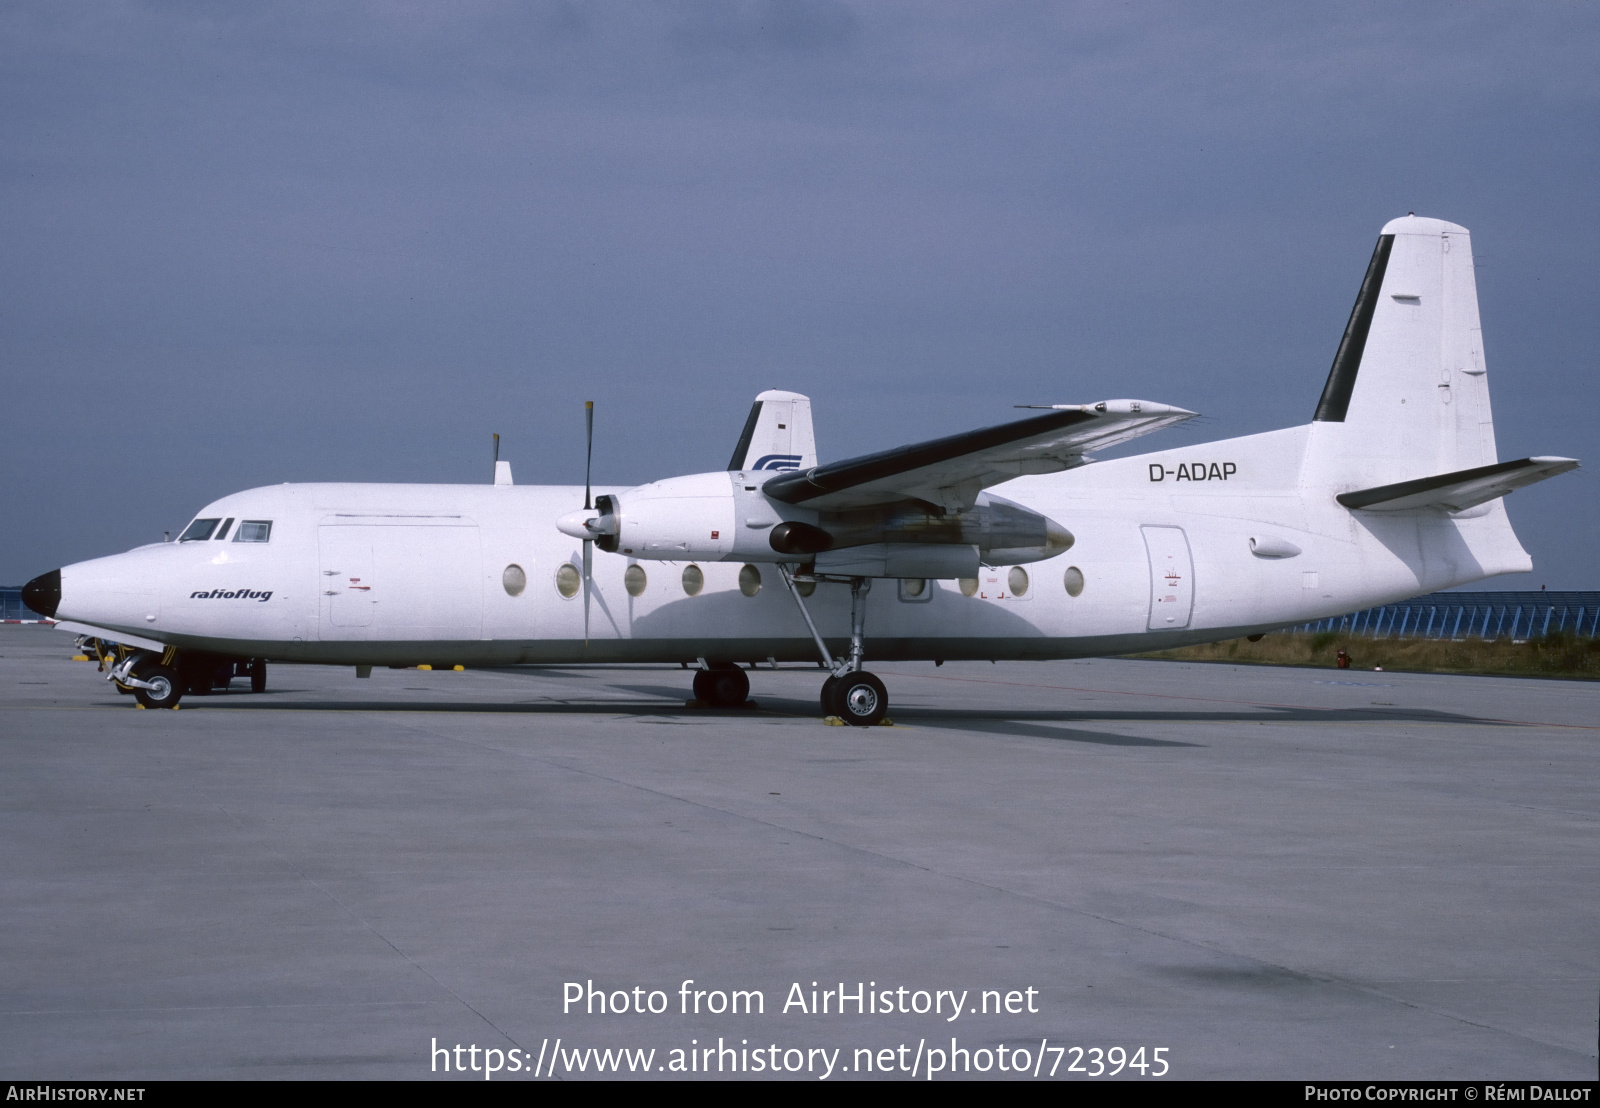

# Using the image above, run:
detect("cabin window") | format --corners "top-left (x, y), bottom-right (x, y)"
top-left (1063, 566), bottom-right (1084, 597)
top-left (624, 565), bottom-right (647, 597)
top-left (958, 577), bottom-right (979, 597)
top-left (233, 521), bottom-right (273, 543)
top-left (502, 564), bottom-right (527, 596)
top-left (178, 518), bottom-right (221, 542)
top-left (555, 563), bottom-right (581, 599)
top-left (214, 518), bottom-right (235, 540)
top-left (898, 578), bottom-right (931, 602)
top-left (1008, 567), bottom-right (1030, 596)
top-left (682, 564), bottom-right (704, 596)
top-left (738, 565), bottom-right (761, 597)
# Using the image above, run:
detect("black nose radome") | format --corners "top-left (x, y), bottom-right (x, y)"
top-left (22, 569), bottom-right (60, 619)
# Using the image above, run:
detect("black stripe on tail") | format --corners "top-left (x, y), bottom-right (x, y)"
top-left (1313, 233), bottom-right (1395, 423)
top-left (727, 400), bottom-right (764, 470)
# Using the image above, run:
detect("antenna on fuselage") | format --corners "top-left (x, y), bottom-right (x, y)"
top-left (492, 433), bottom-right (513, 485)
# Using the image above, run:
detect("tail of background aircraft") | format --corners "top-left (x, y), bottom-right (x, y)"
top-left (727, 389), bottom-right (819, 473)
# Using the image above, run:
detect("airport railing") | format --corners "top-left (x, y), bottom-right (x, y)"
top-left (1288, 591), bottom-right (1600, 641)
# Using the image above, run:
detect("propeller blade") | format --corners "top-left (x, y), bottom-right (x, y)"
top-left (583, 538), bottom-right (592, 646)
top-left (583, 401), bottom-right (594, 645)
top-left (584, 400), bottom-right (594, 511)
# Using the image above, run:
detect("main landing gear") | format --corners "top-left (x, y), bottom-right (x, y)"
top-left (692, 662), bottom-right (750, 708)
top-left (780, 568), bottom-right (889, 727)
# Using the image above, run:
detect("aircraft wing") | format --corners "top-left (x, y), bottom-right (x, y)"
top-left (1336, 456), bottom-right (1580, 512)
top-left (762, 399), bottom-right (1196, 512)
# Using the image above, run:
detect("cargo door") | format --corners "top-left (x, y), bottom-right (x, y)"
top-left (1142, 525), bottom-right (1193, 630)
top-left (319, 527), bottom-right (375, 636)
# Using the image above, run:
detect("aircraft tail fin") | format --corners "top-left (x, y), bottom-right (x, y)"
top-left (1298, 215), bottom-right (1581, 584)
top-left (727, 390), bottom-right (818, 473)
top-left (1305, 215), bottom-right (1500, 487)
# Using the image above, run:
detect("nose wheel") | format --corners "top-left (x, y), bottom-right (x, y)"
top-left (130, 664), bottom-right (183, 709)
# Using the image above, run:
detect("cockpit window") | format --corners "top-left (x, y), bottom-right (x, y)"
top-left (178, 518), bottom-right (221, 542)
top-left (214, 518), bottom-right (235, 540)
top-left (233, 520), bottom-right (272, 543)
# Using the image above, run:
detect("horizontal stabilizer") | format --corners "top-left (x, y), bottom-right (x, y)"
top-left (1336, 456), bottom-right (1579, 513)
top-left (763, 399), bottom-right (1194, 512)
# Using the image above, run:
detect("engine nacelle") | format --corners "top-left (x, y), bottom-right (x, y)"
top-left (556, 472), bottom-right (738, 559)
top-left (555, 473), bottom-right (1073, 571)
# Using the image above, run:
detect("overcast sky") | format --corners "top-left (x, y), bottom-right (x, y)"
top-left (3, 2), bottom-right (1596, 588)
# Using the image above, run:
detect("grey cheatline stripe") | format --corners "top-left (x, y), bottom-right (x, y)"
top-left (763, 408), bottom-right (1096, 505)
top-left (1313, 233), bottom-right (1395, 423)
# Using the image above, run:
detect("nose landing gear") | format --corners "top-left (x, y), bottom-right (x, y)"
top-left (105, 650), bottom-right (185, 709)
top-left (105, 649), bottom-right (268, 708)
top-left (781, 567), bottom-right (889, 727)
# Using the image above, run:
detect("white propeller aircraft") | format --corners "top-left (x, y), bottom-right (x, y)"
top-left (23, 216), bottom-right (1579, 724)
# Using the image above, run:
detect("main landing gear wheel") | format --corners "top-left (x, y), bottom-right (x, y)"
top-left (692, 664), bottom-right (750, 708)
top-left (832, 671), bottom-right (887, 727)
top-left (132, 665), bottom-right (183, 710)
top-left (249, 660), bottom-right (267, 694)
top-left (819, 674), bottom-right (843, 715)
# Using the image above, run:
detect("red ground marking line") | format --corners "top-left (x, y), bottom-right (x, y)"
top-left (874, 670), bottom-right (1600, 730)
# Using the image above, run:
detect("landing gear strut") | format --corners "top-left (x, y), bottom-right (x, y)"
top-left (780, 567), bottom-right (888, 727)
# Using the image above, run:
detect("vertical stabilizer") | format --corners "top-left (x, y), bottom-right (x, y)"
top-left (1307, 216), bottom-right (1498, 488)
top-left (727, 390), bottom-right (818, 473)
top-left (1300, 216), bottom-right (1540, 586)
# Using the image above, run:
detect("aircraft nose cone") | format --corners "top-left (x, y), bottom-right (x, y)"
top-left (22, 569), bottom-right (61, 619)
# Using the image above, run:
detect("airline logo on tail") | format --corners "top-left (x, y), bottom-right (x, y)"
top-left (751, 454), bottom-right (803, 471)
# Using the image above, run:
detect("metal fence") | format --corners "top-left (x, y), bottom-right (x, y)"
top-left (1289, 591), bottom-right (1600, 641)
top-left (0, 587), bottom-right (41, 621)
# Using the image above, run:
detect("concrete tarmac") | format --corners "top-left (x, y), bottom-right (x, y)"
top-left (0, 622), bottom-right (1594, 1081)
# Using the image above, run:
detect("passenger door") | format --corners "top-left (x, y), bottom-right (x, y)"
top-left (1142, 525), bottom-right (1194, 630)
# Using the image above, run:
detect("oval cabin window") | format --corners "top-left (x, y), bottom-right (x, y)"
top-left (739, 565), bottom-right (761, 597)
top-left (503, 564), bottom-right (527, 596)
top-left (555, 563), bottom-right (581, 599)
